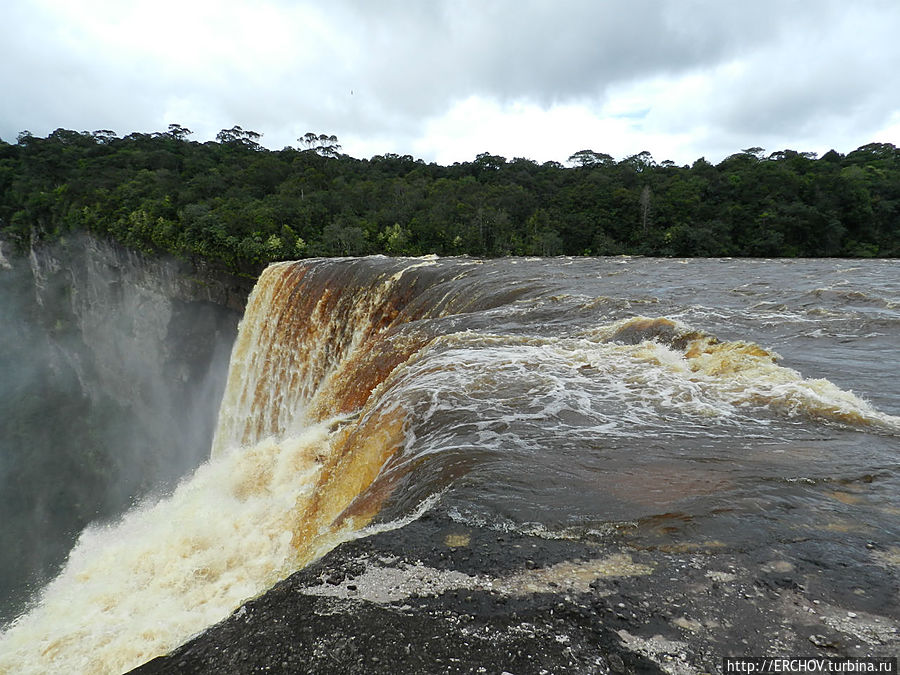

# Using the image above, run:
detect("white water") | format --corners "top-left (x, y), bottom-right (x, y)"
top-left (0, 426), bottom-right (336, 674)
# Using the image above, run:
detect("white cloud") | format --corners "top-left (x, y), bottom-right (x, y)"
top-left (409, 97), bottom-right (664, 165)
top-left (871, 111), bottom-right (900, 149)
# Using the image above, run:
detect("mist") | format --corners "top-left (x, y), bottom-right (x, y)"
top-left (0, 235), bottom-right (240, 622)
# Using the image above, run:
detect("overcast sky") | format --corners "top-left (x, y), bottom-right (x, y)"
top-left (2, 0), bottom-right (900, 166)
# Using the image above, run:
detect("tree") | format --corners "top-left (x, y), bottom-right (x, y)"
top-left (298, 132), bottom-right (341, 156)
top-left (91, 130), bottom-right (118, 144)
top-left (567, 149), bottom-right (614, 167)
top-left (473, 152), bottom-right (506, 174)
top-left (165, 124), bottom-right (193, 141)
top-left (321, 220), bottom-right (367, 256)
top-left (639, 185), bottom-right (652, 235)
top-left (216, 126), bottom-right (263, 150)
top-left (318, 134), bottom-right (341, 157)
top-left (378, 222), bottom-right (410, 254)
top-left (741, 147), bottom-right (765, 160)
top-left (2, 128), bottom-right (897, 264)
top-left (623, 151), bottom-right (656, 173)
top-left (299, 132), bottom-right (318, 150)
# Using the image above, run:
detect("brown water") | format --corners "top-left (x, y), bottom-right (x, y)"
top-left (336, 258), bottom-right (900, 548)
top-left (2, 256), bottom-right (898, 673)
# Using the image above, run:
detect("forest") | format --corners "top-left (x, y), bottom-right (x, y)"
top-left (1, 125), bottom-right (898, 275)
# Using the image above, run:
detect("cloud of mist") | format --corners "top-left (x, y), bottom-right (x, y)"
top-left (0, 235), bottom-right (239, 623)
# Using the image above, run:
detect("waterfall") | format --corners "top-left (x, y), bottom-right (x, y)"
top-left (0, 257), bottom-right (444, 675)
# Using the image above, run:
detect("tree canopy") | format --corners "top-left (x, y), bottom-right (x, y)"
top-left (1, 127), bottom-right (897, 275)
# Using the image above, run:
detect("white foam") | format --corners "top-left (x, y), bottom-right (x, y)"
top-left (0, 425), bottom-right (332, 675)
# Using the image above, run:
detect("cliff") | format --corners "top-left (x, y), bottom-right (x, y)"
top-left (0, 233), bottom-right (252, 621)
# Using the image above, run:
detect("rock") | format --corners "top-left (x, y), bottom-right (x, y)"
top-left (809, 634), bottom-right (839, 648)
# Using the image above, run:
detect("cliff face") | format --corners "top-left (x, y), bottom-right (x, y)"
top-left (0, 234), bottom-right (252, 622)
top-left (24, 234), bottom-right (251, 458)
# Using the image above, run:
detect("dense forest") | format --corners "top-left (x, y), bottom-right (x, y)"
top-left (1, 125), bottom-right (898, 274)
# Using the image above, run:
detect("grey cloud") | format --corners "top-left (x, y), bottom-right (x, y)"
top-left (2, 0), bottom-right (899, 162)
top-left (698, 2), bottom-right (900, 145)
top-left (334, 0), bottom-right (809, 111)
top-left (228, 0), bottom-right (793, 151)
top-left (1, 4), bottom-right (164, 139)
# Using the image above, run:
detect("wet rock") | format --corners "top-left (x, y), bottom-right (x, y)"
top-left (129, 512), bottom-right (900, 674)
top-left (609, 653), bottom-right (626, 672)
top-left (809, 634), bottom-right (840, 649)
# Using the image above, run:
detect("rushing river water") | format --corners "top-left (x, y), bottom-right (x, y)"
top-left (389, 257), bottom-right (900, 543)
top-left (1, 256), bottom-right (898, 674)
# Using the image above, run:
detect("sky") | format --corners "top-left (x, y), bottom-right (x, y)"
top-left (2, 0), bottom-right (900, 167)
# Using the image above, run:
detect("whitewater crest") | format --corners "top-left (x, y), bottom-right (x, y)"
top-left (587, 316), bottom-right (900, 433)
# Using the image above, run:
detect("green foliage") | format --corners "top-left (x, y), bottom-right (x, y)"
top-left (1, 129), bottom-right (898, 275)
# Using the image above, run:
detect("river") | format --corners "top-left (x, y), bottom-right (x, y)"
top-left (2, 256), bottom-right (898, 673)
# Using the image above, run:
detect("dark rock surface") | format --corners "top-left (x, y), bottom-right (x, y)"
top-left (131, 509), bottom-right (899, 674)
